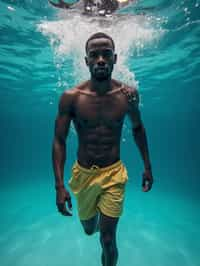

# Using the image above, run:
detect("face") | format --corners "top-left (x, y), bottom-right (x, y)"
top-left (85, 38), bottom-right (117, 81)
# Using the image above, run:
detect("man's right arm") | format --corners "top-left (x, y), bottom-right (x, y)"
top-left (52, 90), bottom-right (73, 190)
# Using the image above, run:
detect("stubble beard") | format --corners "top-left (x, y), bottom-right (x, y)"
top-left (91, 66), bottom-right (113, 82)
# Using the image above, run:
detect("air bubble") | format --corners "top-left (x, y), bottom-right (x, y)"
top-left (7, 6), bottom-right (15, 11)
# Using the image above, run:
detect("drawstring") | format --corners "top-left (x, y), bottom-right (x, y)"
top-left (90, 164), bottom-right (101, 174)
top-left (90, 165), bottom-right (100, 170)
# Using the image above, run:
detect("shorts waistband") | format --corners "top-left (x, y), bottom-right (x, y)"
top-left (74, 160), bottom-right (123, 174)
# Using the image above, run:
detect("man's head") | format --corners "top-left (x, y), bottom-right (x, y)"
top-left (85, 32), bottom-right (117, 81)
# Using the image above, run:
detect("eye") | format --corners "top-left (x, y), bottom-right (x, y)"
top-left (89, 51), bottom-right (98, 58)
top-left (88, 49), bottom-right (113, 59)
top-left (102, 49), bottom-right (113, 58)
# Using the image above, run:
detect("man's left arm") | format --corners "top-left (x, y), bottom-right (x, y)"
top-left (126, 87), bottom-right (153, 192)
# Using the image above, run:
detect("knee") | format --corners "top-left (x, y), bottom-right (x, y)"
top-left (100, 233), bottom-right (115, 247)
top-left (84, 228), bottom-right (95, 235)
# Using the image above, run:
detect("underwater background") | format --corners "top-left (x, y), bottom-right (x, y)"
top-left (0, 0), bottom-right (200, 265)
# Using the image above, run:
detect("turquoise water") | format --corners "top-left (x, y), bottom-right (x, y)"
top-left (1, 0), bottom-right (200, 265)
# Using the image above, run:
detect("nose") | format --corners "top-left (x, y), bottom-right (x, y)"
top-left (97, 55), bottom-right (106, 66)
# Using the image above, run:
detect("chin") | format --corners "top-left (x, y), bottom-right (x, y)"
top-left (93, 71), bottom-right (110, 81)
top-left (95, 75), bottom-right (110, 81)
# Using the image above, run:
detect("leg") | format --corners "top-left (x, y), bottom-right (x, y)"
top-left (99, 212), bottom-right (119, 266)
top-left (80, 212), bottom-right (100, 235)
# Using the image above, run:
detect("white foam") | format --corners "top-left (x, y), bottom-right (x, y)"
top-left (38, 11), bottom-right (162, 87)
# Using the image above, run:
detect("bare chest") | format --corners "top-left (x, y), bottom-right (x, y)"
top-left (73, 93), bottom-right (127, 128)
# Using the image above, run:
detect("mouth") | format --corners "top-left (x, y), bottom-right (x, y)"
top-left (95, 68), bottom-right (108, 77)
top-left (95, 66), bottom-right (107, 72)
top-left (96, 68), bottom-right (106, 71)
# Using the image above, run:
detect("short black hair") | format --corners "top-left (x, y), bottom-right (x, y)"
top-left (85, 32), bottom-right (115, 53)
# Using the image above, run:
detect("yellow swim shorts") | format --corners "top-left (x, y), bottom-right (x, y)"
top-left (68, 160), bottom-right (128, 221)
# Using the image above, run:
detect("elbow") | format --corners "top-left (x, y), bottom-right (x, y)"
top-left (53, 136), bottom-right (66, 147)
top-left (133, 123), bottom-right (144, 132)
top-left (132, 123), bottom-right (145, 137)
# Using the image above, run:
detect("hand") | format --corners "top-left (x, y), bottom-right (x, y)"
top-left (56, 187), bottom-right (72, 216)
top-left (142, 169), bottom-right (153, 192)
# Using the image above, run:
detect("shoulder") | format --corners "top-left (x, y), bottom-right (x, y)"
top-left (59, 87), bottom-right (77, 104)
top-left (58, 86), bottom-right (80, 115)
top-left (119, 82), bottom-right (139, 105)
top-left (58, 81), bottom-right (89, 114)
top-left (59, 81), bottom-right (88, 102)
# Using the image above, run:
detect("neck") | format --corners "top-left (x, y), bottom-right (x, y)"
top-left (90, 76), bottom-right (112, 95)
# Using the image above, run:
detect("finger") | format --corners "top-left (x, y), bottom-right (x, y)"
top-left (57, 203), bottom-right (64, 213)
top-left (142, 180), bottom-right (149, 191)
top-left (142, 182), bottom-right (152, 192)
top-left (142, 185), bottom-right (149, 192)
top-left (59, 208), bottom-right (72, 216)
top-left (142, 178), bottom-right (146, 187)
top-left (67, 197), bottom-right (72, 210)
top-left (142, 176), bottom-right (149, 187)
top-left (57, 203), bottom-right (66, 213)
top-left (57, 203), bottom-right (72, 216)
top-left (61, 206), bottom-right (72, 216)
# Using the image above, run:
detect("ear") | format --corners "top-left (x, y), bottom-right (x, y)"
top-left (85, 56), bottom-right (89, 66)
top-left (114, 54), bottom-right (117, 64)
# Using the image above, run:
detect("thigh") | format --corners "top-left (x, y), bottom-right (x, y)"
top-left (99, 212), bottom-right (119, 235)
top-left (80, 212), bottom-right (99, 233)
top-left (97, 183), bottom-right (126, 219)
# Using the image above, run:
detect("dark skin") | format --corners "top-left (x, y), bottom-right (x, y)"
top-left (52, 37), bottom-right (153, 266)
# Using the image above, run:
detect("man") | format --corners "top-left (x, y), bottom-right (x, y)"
top-left (48, 0), bottom-right (133, 16)
top-left (52, 32), bottom-right (153, 266)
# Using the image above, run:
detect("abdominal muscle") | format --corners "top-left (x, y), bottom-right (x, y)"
top-left (77, 132), bottom-right (121, 168)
